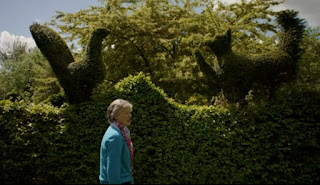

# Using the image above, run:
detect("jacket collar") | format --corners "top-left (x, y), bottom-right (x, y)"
top-left (110, 122), bottom-right (121, 133)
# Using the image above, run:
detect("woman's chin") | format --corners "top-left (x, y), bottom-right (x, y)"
top-left (125, 121), bottom-right (131, 127)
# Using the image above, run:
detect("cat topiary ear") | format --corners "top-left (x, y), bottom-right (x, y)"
top-left (226, 29), bottom-right (231, 41)
top-left (226, 29), bottom-right (231, 36)
top-left (205, 29), bottom-right (232, 58)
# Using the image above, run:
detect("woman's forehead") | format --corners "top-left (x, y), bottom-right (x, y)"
top-left (122, 106), bottom-right (132, 111)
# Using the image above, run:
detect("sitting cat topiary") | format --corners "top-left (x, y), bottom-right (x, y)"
top-left (30, 23), bottom-right (110, 104)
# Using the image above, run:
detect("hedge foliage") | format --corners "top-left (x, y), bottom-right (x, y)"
top-left (1, 73), bottom-right (319, 184)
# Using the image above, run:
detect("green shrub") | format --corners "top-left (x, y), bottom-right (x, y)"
top-left (1, 73), bottom-right (319, 184)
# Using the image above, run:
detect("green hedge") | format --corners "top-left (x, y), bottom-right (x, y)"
top-left (1, 73), bottom-right (319, 184)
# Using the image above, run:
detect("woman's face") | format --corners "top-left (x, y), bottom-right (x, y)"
top-left (115, 106), bottom-right (132, 127)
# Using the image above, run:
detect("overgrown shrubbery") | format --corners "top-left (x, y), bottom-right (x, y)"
top-left (0, 48), bottom-right (60, 104)
top-left (1, 73), bottom-right (319, 184)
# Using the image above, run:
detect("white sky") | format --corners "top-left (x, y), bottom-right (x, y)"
top-left (0, 0), bottom-right (319, 53)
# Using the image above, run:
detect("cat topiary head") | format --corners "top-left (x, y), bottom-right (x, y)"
top-left (205, 29), bottom-right (232, 58)
top-left (93, 28), bottom-right (111, 39)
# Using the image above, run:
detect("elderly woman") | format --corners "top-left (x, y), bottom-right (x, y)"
top-left (99, 99), bottom-right (134, 184)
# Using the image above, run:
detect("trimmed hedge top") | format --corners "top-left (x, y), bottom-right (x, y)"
top-left (1, 73), bottom-right (319, 184)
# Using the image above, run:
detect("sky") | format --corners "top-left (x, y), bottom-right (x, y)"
top-left (0, 0), bottom-right (103, 53)
top-left (1, 0), bottom-right (320, 53)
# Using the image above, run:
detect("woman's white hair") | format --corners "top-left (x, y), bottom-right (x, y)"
top-left (106, 99), bottom-right (133, 123)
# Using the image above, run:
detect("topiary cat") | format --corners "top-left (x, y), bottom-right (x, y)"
top-left (195, 10), bottom-right (306, 104)
top-left (30, 23), bottom-right (110, 104)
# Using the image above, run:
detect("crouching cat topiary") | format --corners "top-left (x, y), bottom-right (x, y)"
top-left (195, 10), bottom-right (306, 104)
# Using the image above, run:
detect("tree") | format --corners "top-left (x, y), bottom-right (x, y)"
top-left (298, 26), bottom-right (320, 86)
top-left (0, 41), bottom-right (59, 102)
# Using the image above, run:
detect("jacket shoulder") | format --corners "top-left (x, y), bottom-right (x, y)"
top-left (105, 126), bottom-right (123, 141)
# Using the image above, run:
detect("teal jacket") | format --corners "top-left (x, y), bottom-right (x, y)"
top-left (99, 124), bottom-right (134, 184)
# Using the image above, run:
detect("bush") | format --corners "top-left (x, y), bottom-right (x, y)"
top-left (1, 73), bottom-right (319, 184)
